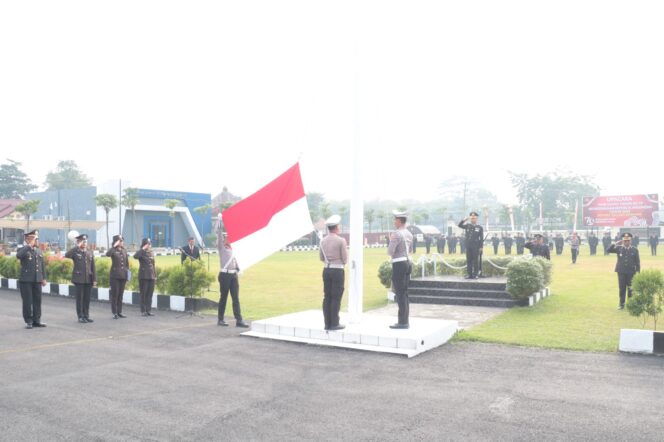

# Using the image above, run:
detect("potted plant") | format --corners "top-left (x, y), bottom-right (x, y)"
top-left (620, 269), bottom-right (664, 354)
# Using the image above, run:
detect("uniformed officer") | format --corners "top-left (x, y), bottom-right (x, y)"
top-left (459, 235), bottom-right (466, 254)
top-left (608, 233), bottom-right (640, 310)
top-left (134, 238), bottom-right (157, 316)
top-left (588, 233), bottom-right (599, 255)
top-left (515, 232), bottom-right (525, 255)
top-left (424, 234), bottom-right (432, 254)
top-left (319, 215), bottom-right (348, 331)
top-left (554, 234), bottom-right (564, 255)
top-left (649, 234), bottom-right (659, 256)
top-left (448, 234), bottom-right (457, 254)
top-left (524, 234), bottom-right (551, 260)
top-left (16, 230), bottom-right (48, 329)
top-left (602, 233), bottom-right (612, 255)
top-left (106, 234), bottom-right (129, 319)
top-left (458, 212), bottom-right (484, 279)
top-left (388, 210), bottom-right (413, 329)
top-left (181, 237), bottom-right (201, 263)
top-left (65, 233), bottom-right (96, 323)
top-left (503, 234), bottom-right (513, 255)
top-left (436, 235), bottom-right (444, 254)
top-left (491, 234), bottom-right (500, 255)
top-left (217, 234), bottom-right (249, 327)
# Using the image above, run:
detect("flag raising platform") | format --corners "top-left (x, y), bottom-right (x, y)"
top-left (242, 310), bottom-right (458, 358)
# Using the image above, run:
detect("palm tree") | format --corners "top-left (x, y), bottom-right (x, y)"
top-left (365, 208), bottom-right (375, 233)
top-left (15, 199), bottom-right (40, 232)
top-left (164, 199), bottom-right (180, 218)
top-left (122, 187), bottom-right (139, 247)
top-left (95, 194), bottom-right (118, 248)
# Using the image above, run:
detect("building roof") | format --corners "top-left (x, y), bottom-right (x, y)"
top-left (0, 199), bottom-right (22, 218)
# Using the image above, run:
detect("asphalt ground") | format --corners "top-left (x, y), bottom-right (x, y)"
top-left (2, 289), bottom-right (664, 442)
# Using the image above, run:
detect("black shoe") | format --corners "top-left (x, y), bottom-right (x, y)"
top-left (389, 323), bottom-right (409, 329)
top-left (85, 317), bottom-right (94, 323)
top-left (113, 314), bottom-right (119, 319)
top-left (618, 305), bottom-right (625, 310)
top-left (236, 321), bottom-right (250, 328)
top-left (217, 320), bottom-right (229, 326)
top-left (25, 323), bottom-right (33, 329)
top-left (32, 322), bottom-right (47, 327)
top-left (146, 312), bottom-right (155, 316)
top-left (329, 325), bottom-right (345, 331)
top-left (117, 313), bottom-right (127, 318)
top-left (78, 317), bottom-right (88, 323)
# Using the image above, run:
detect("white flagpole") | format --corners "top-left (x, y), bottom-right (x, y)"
top-left (348, 39), bottom-right (363, 323)
top-left (539, 202), bottom-right (544, 232)
top-left (509, 206), bottom-right (515, 232)
top-left (573, 199), bottom-right (579, 232)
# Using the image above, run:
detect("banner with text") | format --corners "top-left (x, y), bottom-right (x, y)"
top-left (582, 194), bottom-right (660, 227)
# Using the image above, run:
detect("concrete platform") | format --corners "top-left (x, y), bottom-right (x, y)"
top-left (242, 310), bottom-right (458, 358)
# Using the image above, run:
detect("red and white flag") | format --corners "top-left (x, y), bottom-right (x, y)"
top-left (221, 163), bottom-right (313, 271)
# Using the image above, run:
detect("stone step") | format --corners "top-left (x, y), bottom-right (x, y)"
top-left (410, 279), bottom-right (506, 291)
top-left (409, 287), bottom-right (512, 299)
top-left (409, 295), bottom-right (526, 308)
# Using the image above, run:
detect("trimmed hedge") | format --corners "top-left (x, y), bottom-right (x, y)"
top-left (505, 259), bottom-right (544, 299)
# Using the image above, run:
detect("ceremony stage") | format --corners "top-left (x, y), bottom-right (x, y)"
top-left (242, 310), bottom-right (458, 358)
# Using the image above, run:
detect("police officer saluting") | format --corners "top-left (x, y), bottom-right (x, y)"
top-left (17, 230), bottom-right (48, 329)
top-left (525, 234), bottom-right (551, 260)
top-left (106, 234), bottom-right (129, 319)
top-left (458, 212), bottom-right (484, 279)
top-left (388, 210), bottom-right (413, 329)
top-left (134, 238), bottom-right (157, 316)
top-left (319, 215), bottom-right (348, 331)
top-left (65, 233), bottom-right (96, 323)
top-left (608, 233), bottom-right (640, 310)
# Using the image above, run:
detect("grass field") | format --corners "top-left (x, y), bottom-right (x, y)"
top-left (156, 245), bottom-right (664, 352)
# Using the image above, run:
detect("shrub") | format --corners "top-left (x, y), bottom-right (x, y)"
top-left (434, 257), bottom-right (466, 276)
top-left (45, 256), bottom-right (74, 283)
top-left (0, 256), bottom-right (21, 279)
top-left (166, 260), bottom-right (214, 297)
top-left (95, 258), bottom-right (111, 288)
top-left (627, 269), bottom-right (664, 330)
top-left (156, 266), bottom-right (171, 294)
top-left (479, 256), bottom-right (514, 277)
top-left (531, 256), bottom-right (553, 286)
top-left (378, 261), bottom-right (392, 288)
top-left (505, 259), bottom-right (544, 299)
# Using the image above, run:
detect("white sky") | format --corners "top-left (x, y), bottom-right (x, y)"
top-left (1, 1), bottom-right (663, 205)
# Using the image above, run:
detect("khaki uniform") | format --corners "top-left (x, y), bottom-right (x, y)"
top-left (320, 233), bottom-right (348, 329)
top-left (388, 227), bottom-right (413, 326)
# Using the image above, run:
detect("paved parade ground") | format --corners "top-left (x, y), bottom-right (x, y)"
top-left (2, 290), bottom-right (664, 441)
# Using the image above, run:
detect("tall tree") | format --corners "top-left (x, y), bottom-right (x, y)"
top-left (365, 208), bottom-right (375, 233)
top-left (14, 200), bottom-right (41, 232)
top-left (306, 192), bottom-right (325, 222)
top-left (45, 160), bottom-right (92, 190)
top-left (95, 194), bottom-right (118, 248)
top-left (510, 170), bottom-right (600, 230)
top-left (164, 199), bottom-right (180, 217)
top-left (122, 187), bottom-right (140, 247)
top-left (0, 159), bottom-right (37, 198)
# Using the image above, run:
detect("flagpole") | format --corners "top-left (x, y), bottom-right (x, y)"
top-left (348, 38), bottom-right (363, 323)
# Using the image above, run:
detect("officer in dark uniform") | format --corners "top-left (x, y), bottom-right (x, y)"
top-left (65, 233), bottom-right (96, 323)
top-left (608, 233), bottom-right (640, 310)
top-left (436, 235), bottom-right (444, 253)
top-left (319, 215), bottom-right (348, 331)
top-left (424, 234), bottom-right (432, 254)
top-left (106, 234), bottom-right (129, 319)
top-left (459, 235), bottom-right (466, 254)
top-left (588, 233), bottom-right (599, 255)
top-left (491, 234), bottom-right (500, 255)
top-left (458, 212), bottom-right (484, 279)
top-left (503, 234), bottom-right (513, 255)
top-left (633, 234), bottom-right (640, 249)
top-left (515, 233), bottom-right (525, 255)
top-left (134, 238), bottom-right (157, 316)
top-left (525, 234), bottom-right (551, 260)
top-left (448, 234), bottom-right (457, 254)
top-left (554, 234), bottom-right (564, 255)
top-left (388, 210), bottom-right (413, 329)
top-left (602, 233), bottom-right (612, 255)
top-left (17, 230), bottom-right (48, 329)
top-left (649, 234), bottom-right (659, 256)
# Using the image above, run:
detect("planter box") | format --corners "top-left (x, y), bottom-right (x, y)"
top-left (90, 287), bottom-right (98, 300)
top-left (8, 279), bottom-right (18, 290)
top-left (619, 329), bottom-right (664, 355)
top-left (42, 284), bottom-right (50, 294)
top-left (132, 291), bottom-right (140, 306)
top-left (387, 291), bottom-right (396, 302)
top-left (50, 283), bottom-right (59, 294)
top-left (122, 290), bottom-right (133, 305)
top-left (157, 294), bottom-right (170, 310)
top-left (97, 287), bottom-right (110, 301)
top-left (170, 295), bottom-right (185, 312)
top-left (1, 278), bottom-right (7, 288)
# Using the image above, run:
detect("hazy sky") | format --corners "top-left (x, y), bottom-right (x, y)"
top-left (1, 1), bottom-right (662, 205)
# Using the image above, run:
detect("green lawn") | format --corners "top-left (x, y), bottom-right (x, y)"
top-left (457, 245), bottom-right (664, 352)
top-left (156, 245), bottom-right (664, 352)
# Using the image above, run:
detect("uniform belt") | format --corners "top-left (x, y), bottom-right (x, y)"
top-left (325, 264), bottom-right (345, 269)
top-left (391, 257), bottom-right (408, 263)
top-left (220, 269), bottom-right (237, 274)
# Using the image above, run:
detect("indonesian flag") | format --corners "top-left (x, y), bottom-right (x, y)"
top-left (222, 163), bottom-right (313, 271)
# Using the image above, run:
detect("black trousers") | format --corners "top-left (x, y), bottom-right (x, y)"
top-left (322, 268), bottom-right (344, 329)
top-left (466, 247), bottom-right (480, 278)
top-left (571, 248), bottom-right (579, 264)
top-left (505, 247), bottom-right (512, 255)
top-left (218, 272), bottom-right (242, 321)
top-left (110, 278), bottom-right (127, 315)
top-left (392, 261), bottom-right (411, 325)
top-left (618, 272), bottom-right (635, 307)
top-left (652, 245), bottom-right (657, 256)
top-left (20, 281), bottom-right (42, 324)
top-left (74, 283), bottom-right (92, 318)
top-left (139, 279), bottom-right (155, 313)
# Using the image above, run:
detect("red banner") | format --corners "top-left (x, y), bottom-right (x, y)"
top-left (582, 194), bottom-right (660, 227)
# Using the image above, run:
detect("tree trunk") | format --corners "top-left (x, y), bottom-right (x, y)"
top-left (105, 210), bottom-right (110, 248)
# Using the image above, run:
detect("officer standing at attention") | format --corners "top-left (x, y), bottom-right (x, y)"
top-left (319, 215), bottom-right (348, 331)
top-left (65, 233), bottom-right (96, 323)
top-left (491, 234), bottom-right (500, 255)
top-left (181, 237), bottom-right (201, 263)
top-left (503, 233), bottom-right (513, 255)
top-left (106, 235), bottom-right (129, 319)
top-left (608, 233), bottom-right (640, 310)
top-left (525, 234), bottom-right (551, 260)
top-left (515, 232), bottom-right (525, 255)
top-left (388, 210), bottom-right (413, 329)
top-left (17, 230), bottom-right (48, 329)
top-left (588, 233), bottom-right (599, 255)
top-left (602, 232), bottom-right (612, 255)
top-left (134, 238), bottom-right (157, 316)
top-left (217, 234), bottom-right (249, 327)
top-left (458, 212), bottom-right (484, 279)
